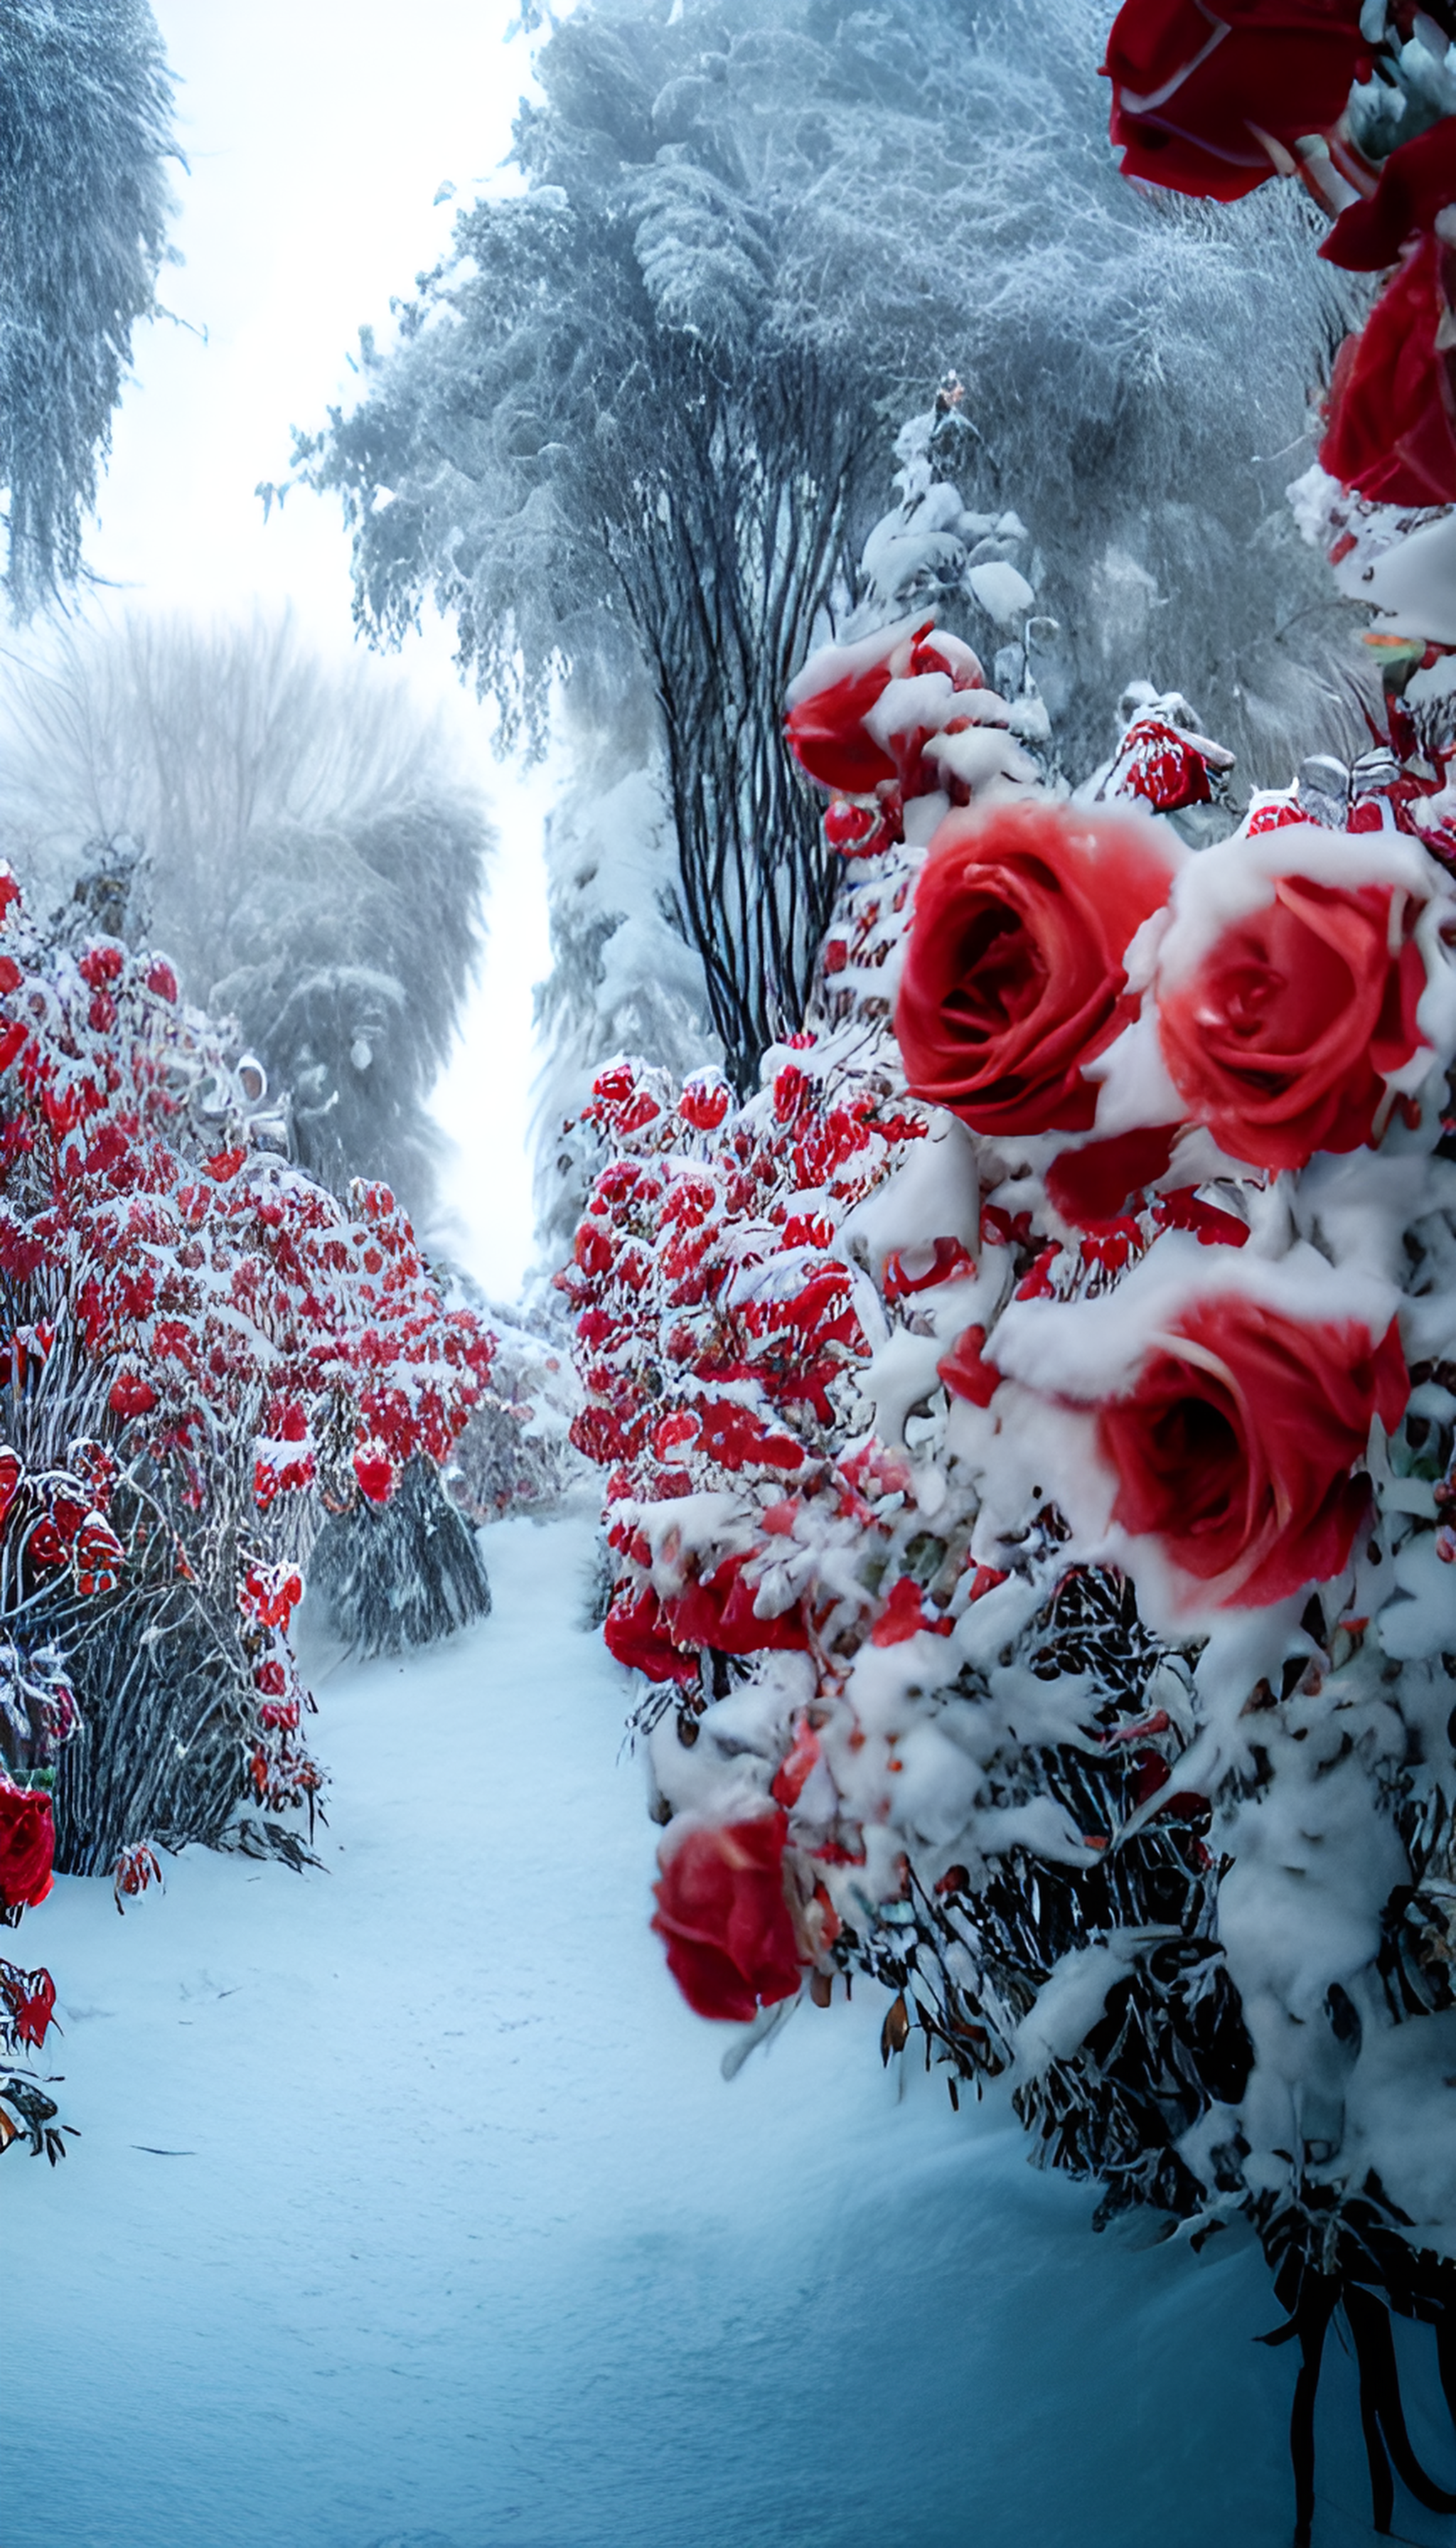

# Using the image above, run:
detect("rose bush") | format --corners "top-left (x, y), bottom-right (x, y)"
top-left (1103, 0), bottom-right (1370, 202)
top-left (1096, 1291), bottom-right (1408, 1605)
top-left (651, 1813), bottom-right (803, 2022)
top-left (1154, 833), bottom-right (1432, 1169)
top-left (896, 801), bottom-right (1180, 1135)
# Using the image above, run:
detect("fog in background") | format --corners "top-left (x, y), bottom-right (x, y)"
top-left (21, 0), bottom-right (555, 1299)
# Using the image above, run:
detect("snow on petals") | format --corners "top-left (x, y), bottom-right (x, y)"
top-left (1152, 824), bottom-right (1446, 1172)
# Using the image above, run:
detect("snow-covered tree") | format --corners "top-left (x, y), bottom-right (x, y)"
top-left (292, 0), bottom-right (1354, 1103)
top-left (0, 611), bottom-right (493, 1228)
top-left (0, 0), bottom-right (175, 609)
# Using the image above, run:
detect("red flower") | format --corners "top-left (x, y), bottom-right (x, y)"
top-left (0, 1959), bottom-right (56, 2048)
top-left (784, 621), bottom-right (983, 797)
top-left (1104, 0), bottom-right (1369, 203)
top-left (0, 1782), bottom-right (55, 1911)
top-left (75, 1512), bottom-right (124, 1597)
top-left (604, 1584), bottom-right (700, 1684)
top-left (353, 1445), bottom-right (395, 1506)
top-left (896, 802), bottom-right (1178, 1135)
top-left (824, 800), bottom-right (881, 854)
top-left (1155, 852), bottom-right (1427, 1172)
top-left (1101, 718), bottom-right (1222, 814)
top-left (871, 1575), bottom-right (953, 1646)
top-left (1320, 232), bottom-right (1456, 508)
top-left (651, 1812), bottom-right (803, 2021)
top-left (1098, 1294), bottom-right (1407, 1605)
top-left (678, 1076), bottom-right (730, 1131)
top-left (937, 1322), bottom-right (1002, 1406)
top-left (108, 1371), bottom-right (156, 1420)
top-left (1046, 1125), bottom-right (1179, 1228)
top-left (666, 1553), bottom-right (811, 1657)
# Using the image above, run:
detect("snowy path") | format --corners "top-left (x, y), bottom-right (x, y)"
top-left (0, 1516), bottom-right (1418, 2548)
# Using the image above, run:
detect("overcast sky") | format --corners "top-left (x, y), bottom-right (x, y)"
top-left (76, 0), bottom-right (557, 1300)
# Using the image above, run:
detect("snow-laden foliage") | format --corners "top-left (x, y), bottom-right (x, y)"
top-left (291, 0), bottom-right (1355, 1096)
top-left (0, 0), bottom-right (175, 609)
top-left (0, 611), bottom-right (492, 1228)
top-left (532, 684), bottom-right (721, 1260)
top-left (446, 1308), bottom-right (586, 1524)
top-left (0, 860), bottom-right (498, 2158)
top-left (567, 483), bottom-right (1456, 2532)
top-left (307, 1457), bottom-right (490, 1659)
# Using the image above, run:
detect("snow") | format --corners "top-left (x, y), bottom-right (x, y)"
top-left (6, 1510), bottom-right (1456, 2546)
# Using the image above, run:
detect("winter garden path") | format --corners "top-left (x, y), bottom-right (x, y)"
top-left (0, 1514), bottom-right (1423, 2548)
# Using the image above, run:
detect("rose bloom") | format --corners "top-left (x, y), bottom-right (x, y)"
top-left (1104, 0), bottom-right (1369, 203)
top-left (1098, 1292), bottom-right (1407, 1606)
top-left (0, 1781), bottom-right (55, 1912)
top-left (651, 1812), bottom-right (803, 2021)
top-left (1155, 841), bottom-right (1429, 1171)
top-left (896, 801), bottom-right (1179, 1135)
top-left (784, 620), bottom-right (983, 798)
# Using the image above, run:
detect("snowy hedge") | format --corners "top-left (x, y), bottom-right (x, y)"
top-left (0, 870), bottom-right (496, 2156)
top-left (563, 23), bottom-right (1456, 2520)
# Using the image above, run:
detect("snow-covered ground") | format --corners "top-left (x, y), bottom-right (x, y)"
top-left (0, 1515), bottom-right (1433, 2548)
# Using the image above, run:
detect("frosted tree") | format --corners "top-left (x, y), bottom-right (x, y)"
top-left (290, 0), bottom-right (1355, 1103)
top-left (0, 0), bottom-right (175, 609)
top-left (0, 610), bottom-right (493, 1228)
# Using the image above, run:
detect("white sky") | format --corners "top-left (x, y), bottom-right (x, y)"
top-left (74, 0), bottom-right (556, 1301)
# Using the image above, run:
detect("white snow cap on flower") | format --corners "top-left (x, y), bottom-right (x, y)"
top-left (990, 1226), bottom-right (1400, 1409)
top-left (1155, 821), bottom-right (1448, 985)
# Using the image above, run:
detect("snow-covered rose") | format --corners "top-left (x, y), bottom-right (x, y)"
top-left (1154, 828), bottom-right (1435, 1172)
top-left (1097, 1293), bottom-right (1407, 1609)
top-left (784, 616), bottom-right (985, 799)
top-left (651, 1812), bottom-right (803, 2022)
top-left (896, 800), bottom-right (1179, 1135)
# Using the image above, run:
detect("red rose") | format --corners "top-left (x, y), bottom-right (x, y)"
top-left (1320, 233), bottom-right (1456, 509)
top-left (1155, 840), bottom-right (1429, 1172)
top-left (604, 1584), bottom-right (700, 1685)
top-left (1104, 0), bottom-right (1369, 203)
top-left (896, 802), bottom-right (1179, 1135)
top-left (0, 1782), bottom-right (55, 1912)
top-left (651, 1812), bottom-right (803, 2021)
top-left (785, 620), bottom-right (984, 798)
top-left (1098, 1293), bottom-right (1407, 1605)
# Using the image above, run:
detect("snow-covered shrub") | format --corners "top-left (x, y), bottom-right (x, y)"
top-left (568, 452), bottom-right (1456, 2531)
top-left (0, 848), bottom-right (499, 2156)
top-left (306, 1457), bottom-right (490, 1659)
top-left (0, 866), bottom-right (496, 1859)
top-left (446, 1310), bottom-right (586, 1524)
